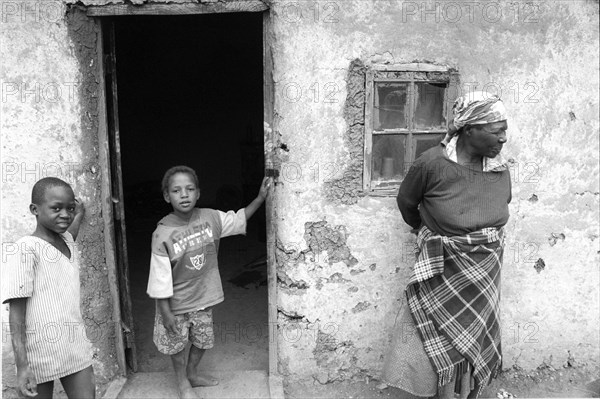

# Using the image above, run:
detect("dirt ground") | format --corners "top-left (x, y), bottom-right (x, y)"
top-left (284, 365), bottom-right (600, 399)
top-left (3, 365), bottom-right (597, 399)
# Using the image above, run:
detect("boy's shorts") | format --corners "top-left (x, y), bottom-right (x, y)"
top-left (153, 308), bottom-right (214, 355)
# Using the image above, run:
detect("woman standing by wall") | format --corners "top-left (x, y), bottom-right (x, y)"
top-left (383, 92), bottom-right (511, 399)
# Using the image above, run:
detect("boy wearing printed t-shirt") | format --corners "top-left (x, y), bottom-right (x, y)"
top-left (147, 165), bottom-right (271, 399)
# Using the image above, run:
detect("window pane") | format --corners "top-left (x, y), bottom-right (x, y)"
top-left (371, 135), bottom-right (406, 185)
top-left (374, 83), bottom-right (409, 130)
top-left (414, 82), bottom-right (446, 130)
top-left (414, 134), bottom-right (445, 160)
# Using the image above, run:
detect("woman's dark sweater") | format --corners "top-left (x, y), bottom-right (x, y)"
top-left (397, 144), bottom-right (511, 237)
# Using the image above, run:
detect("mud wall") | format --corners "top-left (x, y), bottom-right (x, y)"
top-left (1, 4), bottom-right (119, 396)
top-left (1, 0), bottom-right (598, 391)
top-left (268, 0), bottom-right (599, 384)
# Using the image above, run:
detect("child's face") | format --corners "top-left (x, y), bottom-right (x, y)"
top-left (30, 186), bottom-right (76, 234)
top-left (163, 172), bottom-right (200, 216)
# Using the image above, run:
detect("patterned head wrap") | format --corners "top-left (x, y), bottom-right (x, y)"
top-left (449, 91), bottom-right (507, 134)
top-left (443, 91), bottom-right (509, 171)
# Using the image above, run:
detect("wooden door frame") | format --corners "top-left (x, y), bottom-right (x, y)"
top-left (96, 22), bottom-right (128, 375)
top-left (93, 4), bottom-right (278, 378)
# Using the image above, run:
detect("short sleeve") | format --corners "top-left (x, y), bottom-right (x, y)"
top-left (61, 231), bottom-right (77, 258)
top-left (147, 228), bottom-right (173, 298)
top-left (147, 253), bottom-right (173, 299)
top-left (2, 239), bottom-right (37, 304)
top-left (151, 229), bottom-right (169, 256)
top-left (61, 231), bottom-right (73, 243)
top-left (219, 209), bottom-right (247, 238)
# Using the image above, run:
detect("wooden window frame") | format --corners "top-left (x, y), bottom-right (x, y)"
top-left (363, 64), bottom-right (459, 196)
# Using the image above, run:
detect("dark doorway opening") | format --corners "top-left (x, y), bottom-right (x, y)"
top-left (111, 13), bottom-right (267, 373)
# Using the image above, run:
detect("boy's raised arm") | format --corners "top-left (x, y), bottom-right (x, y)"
top-left (244, 177), bottom-right (272, 220)
top-left (68, 198), bottom-right (86, 241)
top-left (9, 298), bottom-right (38, 397)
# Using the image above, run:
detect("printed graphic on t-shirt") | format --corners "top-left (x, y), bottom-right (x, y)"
top-left (171, 222), bottom-right (213, 254)
top-left (189, 253), bottom-right (205, 270)
top-left (168, 222), bottom-right (217, 274)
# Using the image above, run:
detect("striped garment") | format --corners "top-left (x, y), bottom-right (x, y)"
top-left (406, 225), bottom-right (504, 397)
top-left (2, 232), bottom-right (93, 383)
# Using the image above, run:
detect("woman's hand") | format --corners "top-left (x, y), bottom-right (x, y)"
top-left (17, 365), bottom-right (37, 397)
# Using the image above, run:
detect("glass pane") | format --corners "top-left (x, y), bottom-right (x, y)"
top-left (414, 82), bottom-right (446, 130)
top-left (374, 83), bottom-right (409, 130)
top-left (414, 134), bottom-right (445, 160)
top-left (371, 135), bottom-right (406, 184)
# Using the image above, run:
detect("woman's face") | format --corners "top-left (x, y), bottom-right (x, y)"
top-left (466, 121), bottom-right (508, 158)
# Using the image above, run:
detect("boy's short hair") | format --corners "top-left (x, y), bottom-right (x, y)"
top-left (161, 166), bottom-right (199, 193)
top-left (31, 177), bottom-right (73, 204)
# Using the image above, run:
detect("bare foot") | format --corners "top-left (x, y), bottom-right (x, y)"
top-left (188, 373), bottom-right (219, 387)
top-left (178, 380), bottom-right (199, 399)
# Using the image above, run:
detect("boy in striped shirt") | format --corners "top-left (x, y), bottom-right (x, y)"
top-left (3, 177), bottom-right (95, 398)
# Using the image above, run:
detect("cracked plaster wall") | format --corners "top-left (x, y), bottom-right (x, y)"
top-left (1, 5), bottom-right (119, 396)
top-left (1, 0), bottom-right (598, 390)
top-left (269, 0), bottom-right (599, 384)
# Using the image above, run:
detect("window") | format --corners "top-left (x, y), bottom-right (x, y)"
top-left (363, 64), bottom-right (459, 194)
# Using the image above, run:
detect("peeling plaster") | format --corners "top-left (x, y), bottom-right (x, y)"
top-left (2, 7), bottom-right (119, 396)
top-left (304, 221), bottom-right (359, 267)
top-left (322, 59), bottom-right (366, 205)
top-left (3, 0), bottom-right (598, 390)
top-left (274, 0), bottom-right (598, 385)
top-left (65, 9), bottom-right (119, 386)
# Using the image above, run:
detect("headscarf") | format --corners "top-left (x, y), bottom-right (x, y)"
top-left (448, 91), bottom-right (507, 135)
top-left (444, 91), bottom-right (509, 172)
